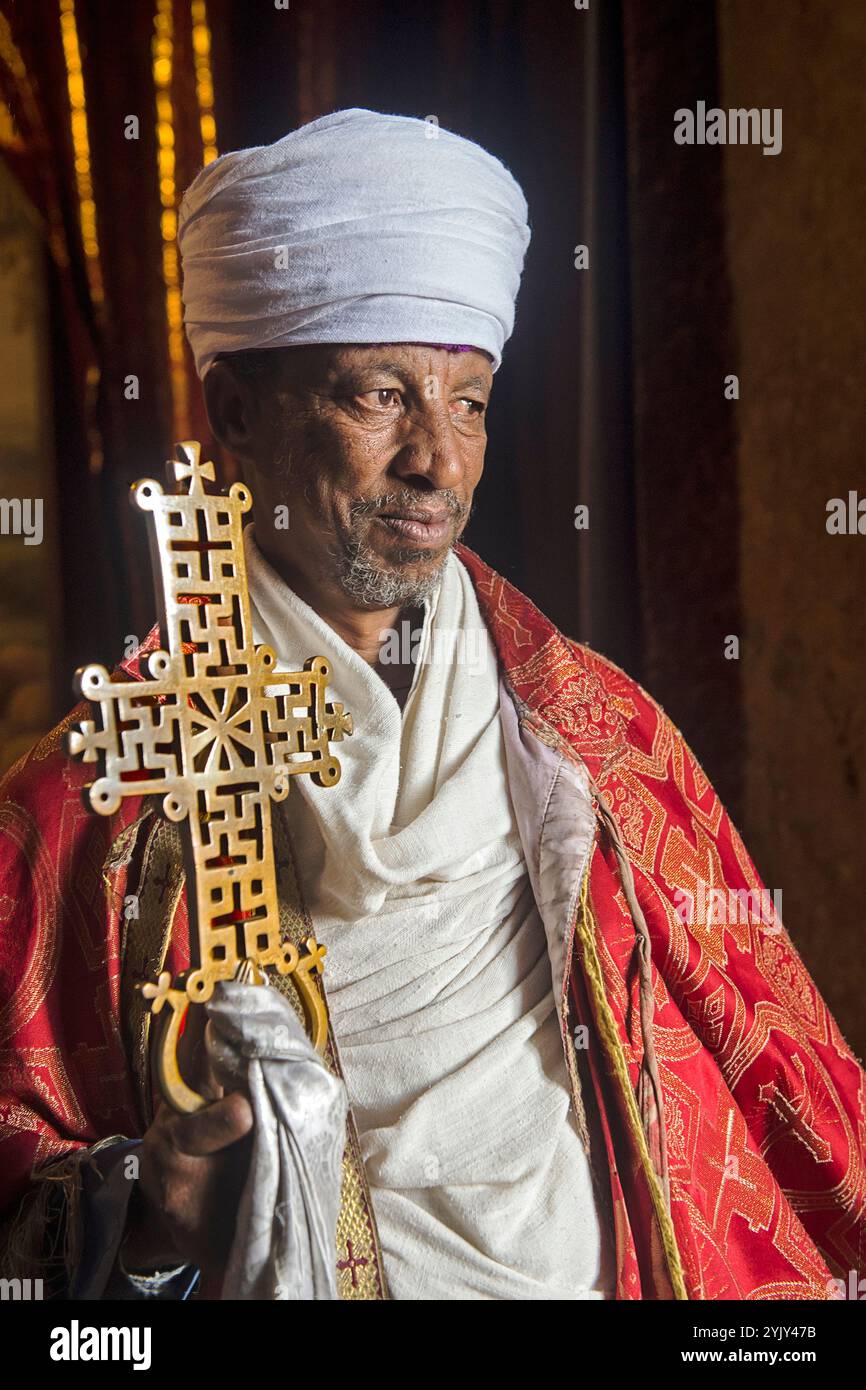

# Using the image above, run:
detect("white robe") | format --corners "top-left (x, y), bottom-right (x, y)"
top-left (246, 528), bottom-right (613, 1300)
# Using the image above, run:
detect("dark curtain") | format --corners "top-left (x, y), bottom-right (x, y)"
top-left (208, 0), bottom-right (641, 669)
top-left (620, 0), bottom-right (744, 817)
top-left (0, 0), bottom-right (642, 727)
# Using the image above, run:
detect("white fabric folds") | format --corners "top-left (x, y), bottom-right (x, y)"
top-left (205, 980), bottom-right (347, 1301)
top-left (178, 107), bottom-right (531, 377)
top-left (246, 532), bottom-right (611, 1301)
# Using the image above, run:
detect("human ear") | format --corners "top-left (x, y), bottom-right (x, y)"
top-left (202, 360), bottom-right (262, 467)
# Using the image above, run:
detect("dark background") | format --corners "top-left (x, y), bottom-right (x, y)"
top-left (0, 0), bottom-right (863, 1054)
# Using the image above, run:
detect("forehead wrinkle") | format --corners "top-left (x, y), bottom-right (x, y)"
top-left (331, 353), bottom-right (491, 388)
top-left (346, 357), bottom-right (412, 377)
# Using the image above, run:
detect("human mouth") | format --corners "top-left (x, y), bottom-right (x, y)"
top-left (374, 509), bottom-right (453, 546)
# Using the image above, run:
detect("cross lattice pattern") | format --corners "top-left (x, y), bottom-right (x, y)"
top-left (67, 442), bottom-right (353, 1009)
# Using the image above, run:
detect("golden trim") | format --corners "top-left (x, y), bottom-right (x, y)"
top-left (117, 815), bottom-right (185, 1129)
top-left (574, 869), bottom-right (688, 1300)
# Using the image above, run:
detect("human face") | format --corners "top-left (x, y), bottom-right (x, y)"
top-left (245, 342), bottom-right (493, 611)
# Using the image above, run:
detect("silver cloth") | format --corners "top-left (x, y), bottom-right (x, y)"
top-left (205, 980), bottom-right (347, 1300)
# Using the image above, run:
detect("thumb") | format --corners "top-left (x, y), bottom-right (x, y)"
top-left (175, 1002), bottom-right (223, 1102)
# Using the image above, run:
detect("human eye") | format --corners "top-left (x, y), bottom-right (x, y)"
top-left (453, 396), bottom-right (487, 419)
top-left (357, 387), bottom-right (403, 410)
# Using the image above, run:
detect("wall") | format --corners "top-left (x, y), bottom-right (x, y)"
top-left (718, 0), bottom-right (866, 1055)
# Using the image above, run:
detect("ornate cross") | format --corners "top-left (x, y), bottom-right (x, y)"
top-left (67, 442), bottom-right (353, 1112)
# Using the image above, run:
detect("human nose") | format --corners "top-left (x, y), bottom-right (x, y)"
top-left (389, 403), bottom-right (467, 491)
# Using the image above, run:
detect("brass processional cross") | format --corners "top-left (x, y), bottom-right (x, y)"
top-left (67, 443), bottom-right (353, 1113)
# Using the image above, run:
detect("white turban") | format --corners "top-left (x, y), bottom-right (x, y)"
top-left (178, 107), bottom-right (530, 378)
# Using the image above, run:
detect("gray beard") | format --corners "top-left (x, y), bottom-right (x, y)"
top-left (330, 536), bottom-right (449, 608)
top-left (271, 442), bottom-right (466, 608)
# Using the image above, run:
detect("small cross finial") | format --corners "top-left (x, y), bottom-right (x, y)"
top-left (170, 440), bottom-right (216, 494)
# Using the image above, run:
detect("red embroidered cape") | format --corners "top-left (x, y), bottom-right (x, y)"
top-left (0, 546), bottom-right (863, 1299)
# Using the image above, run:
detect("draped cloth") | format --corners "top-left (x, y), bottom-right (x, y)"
top-left (247, 532), bottom-right (612, 1299)
top-left (178, 107), bottom-right (531, 377)
top-left (1, 545), bottom-right (865, 1300)
top-left (205, 980), bottom-right (347, 1301)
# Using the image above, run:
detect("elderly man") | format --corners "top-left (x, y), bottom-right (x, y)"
top-left (1, 109), bottom-right (864, 1303)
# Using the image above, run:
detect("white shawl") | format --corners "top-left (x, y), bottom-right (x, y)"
top-left (247, 529), bottom-right (611, 1300)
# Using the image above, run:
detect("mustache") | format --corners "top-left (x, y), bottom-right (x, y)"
top-left (348, 489), bottom-right (469, 523)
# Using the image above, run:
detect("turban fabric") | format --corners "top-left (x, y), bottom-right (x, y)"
top-left (178, 107), bottom-right (531, 377)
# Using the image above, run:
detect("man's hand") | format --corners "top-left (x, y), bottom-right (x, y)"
top-left (122, 1010), bottom-right (253, 1277)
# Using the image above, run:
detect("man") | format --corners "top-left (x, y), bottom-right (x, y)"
top-left (1, 109), bottom-right (864, 1301)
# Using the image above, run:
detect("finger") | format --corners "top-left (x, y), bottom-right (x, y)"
top-left (166, 1089), bottom-right (254, 1157)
